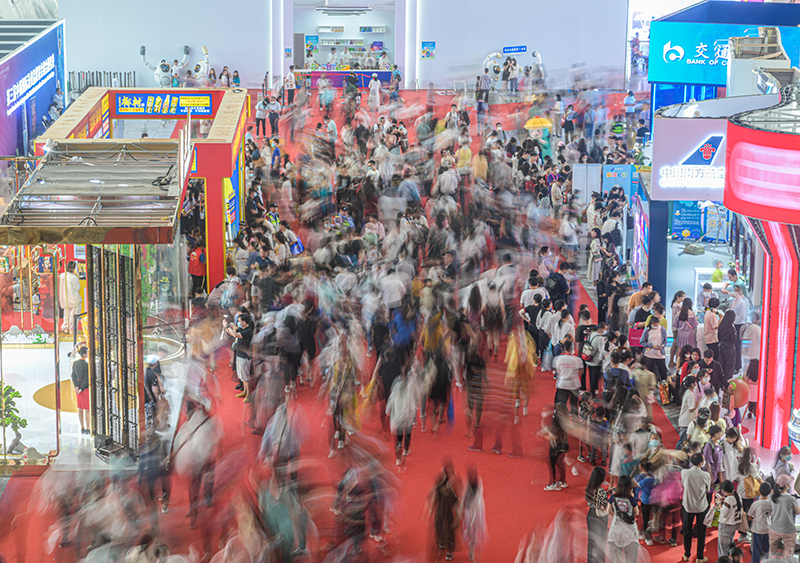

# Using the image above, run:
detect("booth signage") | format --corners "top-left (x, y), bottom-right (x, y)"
top-left (651, 116), bottom-right (728, 201)
top-left (649, 21), bottom-right (800, 85)
top-left (503, 46), bottom-right (527, 54)
top-left (602, 164), bottom-right (634, 196)
top-left (5, 54), bottom-right (55, 115)
top-left (114, 92), bottom-right (213, 116)
top-left (725, 121), bottom-right (800, 224)
top-left (670, 201), bottom-right (703, 240)
top-left (0, 20), bottom-right (65, 158)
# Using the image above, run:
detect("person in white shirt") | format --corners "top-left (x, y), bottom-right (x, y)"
top-left (267, 97), bottom-right (281, 137)
top-left (59, 260), bottom-right (82, 332)
top-left (255, 98), bottom-right (268, 138)
top-left (284, 65), bottom-right (296, 105)
top-left (380, 270), bottom-right (406, 311)
top-left (677, 376), bottom-right (698, 445)
top-left (328, 48), bottom-right (339, 66)
top-left (553, 340), bottom-right (583, 411)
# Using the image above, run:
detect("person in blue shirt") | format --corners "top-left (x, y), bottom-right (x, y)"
top-left (634, 458), bottom-right (658, 545)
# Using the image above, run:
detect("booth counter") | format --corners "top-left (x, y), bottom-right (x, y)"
top-left (296, 69), bottom-right (392, 89)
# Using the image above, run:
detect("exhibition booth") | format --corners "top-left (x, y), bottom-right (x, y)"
top-left (38, 86), bottom-right (249, 288)
top-left (293, 5), bottom-right (395, 88)
top-left (723, 85), bottom-right (800, 451)
top-left (0, 133), bottom-right (192, 465)
top-left (648, 94), bottom-right (777, 324)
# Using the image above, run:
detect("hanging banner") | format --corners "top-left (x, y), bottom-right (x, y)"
top-left (421, 42), bottom-right (436, 60)
top-left (602, 164), bottom-right (634, 197)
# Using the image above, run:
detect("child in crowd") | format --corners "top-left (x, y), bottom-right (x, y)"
top-left (577, 392), bottom-right (594, 463)
top-left (698, 386), bottom-right (719, 410)
top-left (747, 482), bottom-right (773, 563)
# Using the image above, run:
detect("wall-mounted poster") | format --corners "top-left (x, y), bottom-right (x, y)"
top-left (305, 35), bottom-right (319, 53)
top-left (421, 42), bottom-right (435, 60)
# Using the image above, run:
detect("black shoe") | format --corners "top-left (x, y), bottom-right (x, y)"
top-left (58, 538), bottom-right (69, 548)
top-left (235, 382), bottom-right (243, 391)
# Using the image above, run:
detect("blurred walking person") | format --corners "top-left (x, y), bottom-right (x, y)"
top-left (459, 466), bottom-right (487, 562)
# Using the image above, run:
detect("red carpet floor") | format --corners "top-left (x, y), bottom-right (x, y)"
top-left (0, 94), bottom-right (715, 562)
top-left (0, 280), bottom-right (709, 563)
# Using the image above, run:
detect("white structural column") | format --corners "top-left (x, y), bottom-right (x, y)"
top-left (401, 0), bottom-right (418, 90)
top-left (394, 0), bottom-right (407, 86)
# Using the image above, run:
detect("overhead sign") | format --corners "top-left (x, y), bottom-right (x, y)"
top-left (651, 116), bottom-right (727, 201)
top-left (503, 46), bottom-right (527, 54)
top-left (114, 92), bottom-right (213, 116)
top-left (726, 121), bottom-right (800, 224)
top-left (0, 20), bottom-right (65, 157)
top-left (649, 21), bottom-right (800, 85)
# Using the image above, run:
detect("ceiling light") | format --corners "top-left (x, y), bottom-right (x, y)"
top-left (316, 6), bottom-right (371, 15)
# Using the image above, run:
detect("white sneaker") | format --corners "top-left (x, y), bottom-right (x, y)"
top-left (645, 539), bottom-right (653, 546)
top-left (544, 483), bottom-right (560, 491)
top-left (523, 407), bottom-right (529, 416)
top-left (337, 440), bottom-right (345, 450)
top-left (557, 481), bottom-right (568, 489)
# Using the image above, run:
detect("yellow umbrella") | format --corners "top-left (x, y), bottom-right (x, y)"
top-left (524, 116), bottom-right (553, 130)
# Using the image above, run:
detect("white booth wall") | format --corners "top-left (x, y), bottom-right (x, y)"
top-left (295, 7), bottom-right (395, 63)
top-left (58, 0), bottom-right (275, 88)
top-left (410, 0), bottom-right (628, 89)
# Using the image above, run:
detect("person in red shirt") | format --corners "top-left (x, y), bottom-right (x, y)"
top-left (188, 242), bottom-right (206, 298)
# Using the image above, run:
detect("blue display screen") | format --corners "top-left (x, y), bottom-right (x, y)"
top-left (649, 21), bottom-right (800, 85)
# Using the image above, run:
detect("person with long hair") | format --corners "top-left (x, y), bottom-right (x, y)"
top-left (668, 290), bottom-right (686, 367)
top-left (427, 460), bottom-right (460, 562)
top-left (673, 297), bottom-right (698, 349)
top-left (718, 309), bottom-right (738, 382)
top-left (606, 474), bottom-right (639, 563)
top-left (736, 445), bottom-right (761, 512)
top-left (542, 405), bottom-right (570, 491)
top-left (585, 466), bottom-right (608, 563)
top-left (746, 359), bottom-right (759, 418)
top-left (588, 228), bottom-right (603, 285)
top-left (769, 474), bottom-right (799, 560)
top-left (482, 281), bottom-right (505, 357)
top-left (467, 285), bottom-right (483, 335)
top-left (717, 480), bottom-right (743, 557)
top-left (459, 466), bottom-right (487, 562)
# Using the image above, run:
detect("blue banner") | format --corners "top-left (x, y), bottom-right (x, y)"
top-left (503, 46), bottom-right (527, 54)
top-left (649, 21), bottom-right (800, 85)
top-left (670, 201), bottom-right (704, 240)
top-left (602, 164), bottom-right (634, 197)
top-left (114, 92), bottom-right (213, 116)
top-left (0, 21), bottom-right (65, 157)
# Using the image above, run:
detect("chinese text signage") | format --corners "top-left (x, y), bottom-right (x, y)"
top-left (649, 21), bottom-right (800, 85)
top-left (114, 92), bottom-right (212, 116)
top-left (503, 46), bottom-right (527, 54)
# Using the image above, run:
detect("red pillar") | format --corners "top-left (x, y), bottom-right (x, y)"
top-left (204, 176), bottom-right (226, 289)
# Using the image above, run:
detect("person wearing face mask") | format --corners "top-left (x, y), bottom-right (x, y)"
top-left (677, 376), bottom-right (698, 448)
top-left (702, 424), bottom-right (724, 493)
top-left (699, 349), bottom-right (726, 393)
top-left (695, 283), bottom-right (718, 323)
top-left (681, 452), bottom-right (712, 563)
top-left (769, 474), bottom-right (800, 560)
top-left (686, 407), bottom-right (711, 446)
top-left (773, 446), bottom-right (794, 481)
top-left (694, 368), bottom-right (713, 405)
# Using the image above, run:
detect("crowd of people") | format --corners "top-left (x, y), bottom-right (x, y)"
top-left (13, 70), bottom-right (791, 563)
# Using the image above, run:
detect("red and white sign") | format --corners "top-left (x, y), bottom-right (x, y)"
top-left (726, 121), bottom-right (800, 225)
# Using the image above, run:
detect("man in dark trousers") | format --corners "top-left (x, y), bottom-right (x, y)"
top-left (71, 346), bottom-right (90, 435)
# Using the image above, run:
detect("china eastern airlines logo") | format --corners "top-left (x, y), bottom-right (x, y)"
top-left (660, 135), bottom-right (725, 190)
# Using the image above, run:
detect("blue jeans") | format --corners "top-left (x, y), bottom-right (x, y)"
top-left (751, 532), bottom-right (769, 563)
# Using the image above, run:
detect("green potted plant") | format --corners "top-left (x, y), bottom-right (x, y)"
top-left (1, 383), bottom-right (27, 455)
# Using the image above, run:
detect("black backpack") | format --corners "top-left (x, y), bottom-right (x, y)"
top-left (545, 273), bottom-right (562, 299)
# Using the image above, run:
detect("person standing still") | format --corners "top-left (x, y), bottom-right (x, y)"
top-left (255, 97), bottom-right (268, 138)
top-left (267, 96), bottom-right (281, 137)
top-left (681, 452), bottom-right (712, 562)
top-left (59, 260), bottom-right (82, 333)
top-left (71, 346), bottom-right (91, 435)
top-left (284, 66), bottom-right (296, 106)
top-left (479, 69), bottom-right (492, 103)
